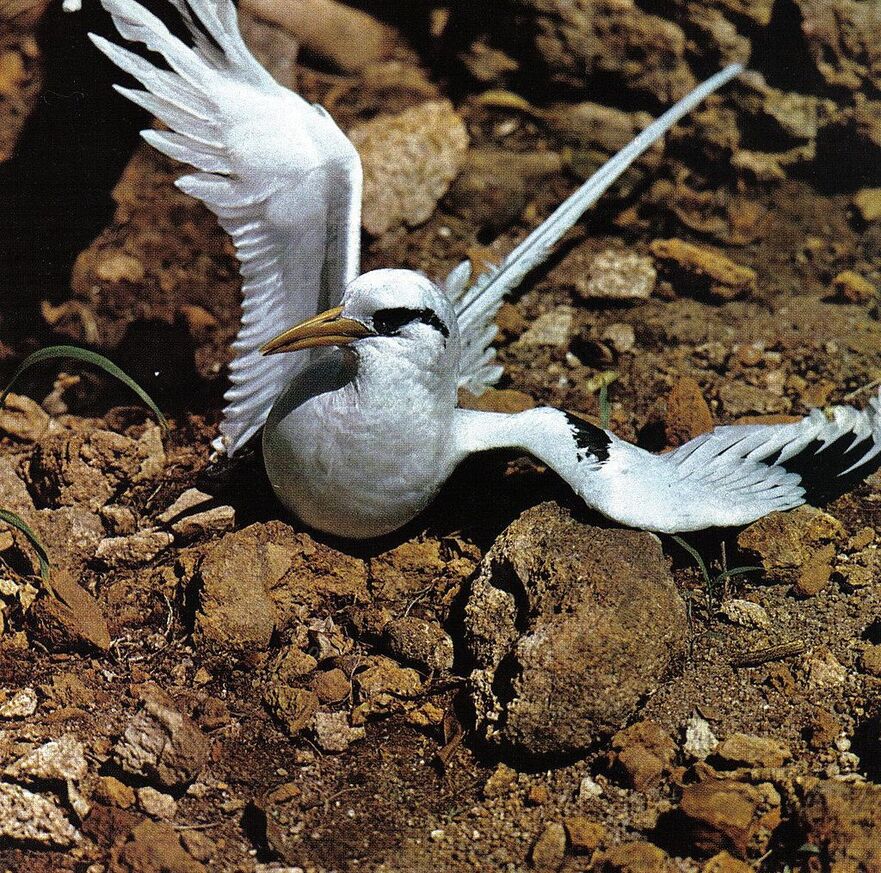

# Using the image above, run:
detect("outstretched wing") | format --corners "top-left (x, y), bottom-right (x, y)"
top-left (454, 389), bottom-right (881, 533)
top-left (91, 0), bottom-right (362, 455)
top-left (448, 63), bottom-right (743, 395)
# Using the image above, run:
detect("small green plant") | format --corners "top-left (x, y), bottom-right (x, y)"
top-left (598, 381), bottom-right (611, 430)
top-left (1, 345), bottom-right (168, 430)
top-left (0, 345), bottom-right (167, 581)
top-left (671, 534), bottom-right (761, 612)
top-left (0, 508), bottom-right (49, 582)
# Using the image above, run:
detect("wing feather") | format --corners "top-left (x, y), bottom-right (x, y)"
top-left (454, 388), bottom-right (881, 533)
top-left (92, 0), bottom-right (362, 454)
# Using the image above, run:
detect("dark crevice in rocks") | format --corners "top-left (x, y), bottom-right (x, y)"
top-left (851, 714), bottom-right (881, 782)
top-left (749, 0), bottom-right (828, 95)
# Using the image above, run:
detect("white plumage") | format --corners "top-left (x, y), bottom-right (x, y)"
top-left (93, 0), bottom-right (881, 539)
top-left (92, 0), bottom-right (362, 455)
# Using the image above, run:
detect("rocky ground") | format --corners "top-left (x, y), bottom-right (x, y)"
top-left (2, 0), bottom-right (881, 871)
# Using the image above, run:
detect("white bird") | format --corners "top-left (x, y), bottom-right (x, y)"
top-left (91, 0), bottom-right (881, 539)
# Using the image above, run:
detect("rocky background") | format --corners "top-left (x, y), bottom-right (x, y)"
top-left (1, 0), bottom-right (881, 870)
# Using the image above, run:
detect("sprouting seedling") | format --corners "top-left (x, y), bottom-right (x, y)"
top-left (671, 534), bottom-right (761, 613)
top-left (0, 345), bottom-right (168, 431)
top-left (598, 381), bottom-right (611, 430)
top-left (0, 508), bottom-right (50, 582)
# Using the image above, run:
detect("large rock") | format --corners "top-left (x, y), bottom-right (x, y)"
top-left (799, 781), bottom-right (881, 871)
top-left (464, 503), bottom-right (687, 756)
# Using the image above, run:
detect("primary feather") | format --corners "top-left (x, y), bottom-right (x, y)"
top-left (91, 0), bottom-right (362, 455)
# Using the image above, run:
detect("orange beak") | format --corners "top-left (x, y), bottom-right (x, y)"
top-left (260, 306), bottom-right (373, 355)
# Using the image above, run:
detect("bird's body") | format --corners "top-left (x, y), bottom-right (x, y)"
top-left (263, 275), bottom-right (461, 537)
top-left (91, 0), bottom-right (881, 540)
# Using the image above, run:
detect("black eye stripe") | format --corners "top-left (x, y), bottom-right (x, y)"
top-left (373, 307), bottom-right (450, 338)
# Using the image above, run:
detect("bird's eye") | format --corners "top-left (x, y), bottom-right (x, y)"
top-left (373, 307), bottom-right (449, 338)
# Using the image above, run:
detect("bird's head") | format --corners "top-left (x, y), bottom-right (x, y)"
top-left (261, 269), bottom-right (459, 376)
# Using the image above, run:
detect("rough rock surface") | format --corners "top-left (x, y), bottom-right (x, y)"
top-left (580, 249), bottom-right (657, 302)
top-left (0, 781), bottom-right (79, 848)
top-left (799, 781), bottom-right (881, 871)
top-left (465, 503), bottom-right (687, 756)
top-left (113, 683), bottom-right (210, 787)
top-left (350, 99), bottom-right (468, 236)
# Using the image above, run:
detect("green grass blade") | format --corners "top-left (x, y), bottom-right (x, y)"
top-left (599, 382), bottom-right (611, 430)
top-left (0, 508), bottom-right (50, 581)
top-left (1, 345), bottom-right (168, 431)
top-left (671, 534), bottom-right (711, 587)
top-left (716, 566), bottom-right (762, 582)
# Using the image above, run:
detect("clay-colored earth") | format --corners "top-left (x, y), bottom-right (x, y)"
top-left (2, 1), bottom-right (881, 871)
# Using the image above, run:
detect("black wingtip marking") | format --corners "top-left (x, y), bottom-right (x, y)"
top-left (564, 412), bottom-right (611, 463)
top-left (769, 432), bottom-right (881, 505)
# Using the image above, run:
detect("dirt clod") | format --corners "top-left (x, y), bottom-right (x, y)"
top-left (29, 427), bottom-right (165, 512)
top-left (312, 710), bottom-right (365, 752)
top-left (665, 377), bottom-right (714, 447)
top-left (113, 683), bottom-right (210, 788)
top-left (738, 506), bottom-right (844, 583)
top-left (351, 100), bottom-right (468, 236)
top-left (95, 530), bottom-right (174, 567)
top-left (530, 821), bottom-right (566, 872)
top-left (263, 685), bottom-right (319, 737)
top-left (111, 818), bottom-right (206, 873)
top-left (713, 733), bottom-right (791, 769)
top-left (799, 781), bottom-right (881, 871)
top-left (383, 616), bottom-right (454, 672)
top-left (832, 269), bottom-right (876, 304)
top-left (650, 238), bottom-right (757, 301)
top-left (0, 391), bottom-right (50, 442)
top-left (677, 776), bottom-right (781, 859)
top-left (593, 841), bottom-right (677, 872)
top-left (610, 720), bottom-right (677, 790)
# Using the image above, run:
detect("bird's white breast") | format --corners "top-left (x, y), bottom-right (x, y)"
top-left (263, 347), bottom-right (457, 538)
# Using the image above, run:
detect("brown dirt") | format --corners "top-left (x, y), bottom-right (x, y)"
top-left (2, 1), bottom-right (881, 871)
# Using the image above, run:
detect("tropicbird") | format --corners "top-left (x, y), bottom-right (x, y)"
top-left (91, 0), bottom-right (881, 539)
